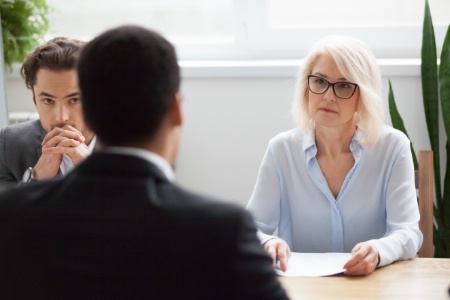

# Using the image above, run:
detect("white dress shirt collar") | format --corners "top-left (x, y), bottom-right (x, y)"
top-left (60, 135), bottom-right (97, 176)
top-left (102, 146), bottom-right (175, 182)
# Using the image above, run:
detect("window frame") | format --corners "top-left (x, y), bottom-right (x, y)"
top-left (44, 0), bottom-right (450, 61)
top-left (237, 0), bottom-right (449, 60)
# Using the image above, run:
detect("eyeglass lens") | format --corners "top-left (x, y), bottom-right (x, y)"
top-left (308, 75), bottom-right (357, 99)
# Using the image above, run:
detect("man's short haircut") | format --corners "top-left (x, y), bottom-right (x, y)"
top-left (77, 25), bottom-right (181, 146)
top-left (21, 37), bottom-right (85, 89)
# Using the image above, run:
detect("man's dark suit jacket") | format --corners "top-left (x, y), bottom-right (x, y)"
top-left (0, 153), bottom-right (289, 300)
top-left (0, 119), bottom-right (45, 190)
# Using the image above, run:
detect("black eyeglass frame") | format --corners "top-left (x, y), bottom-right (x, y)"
top-left (307, 75), bottom-right (358, 100)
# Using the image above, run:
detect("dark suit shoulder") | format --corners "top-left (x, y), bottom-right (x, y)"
top-left (1, 119), bottom-right (44, 143)
top-left (0, 172), bottom-right (289, 299)
top-left (0, 179), bottom-right (61, 209)
top-left (0, 120), bottom-right (46, 186)
top-left (159, 183), bottom-right (251, 222)
top-left (153, 184), bottom-right (288, 299)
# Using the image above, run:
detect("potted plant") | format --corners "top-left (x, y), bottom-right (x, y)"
top-left (389, 0), bottom-right (450, 258)
top-left (0, 0), bottom-right (49, 127)
top-left (1, 0), bottom-right (49, 69)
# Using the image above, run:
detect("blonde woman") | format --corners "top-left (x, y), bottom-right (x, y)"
top-left (247, 35), bottom-right (422, 276)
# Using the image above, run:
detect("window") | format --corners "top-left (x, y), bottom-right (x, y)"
top-left (47, 0), bottom-right (450, 60)
top-left (269, 0), bottom-right (449, 28)
top-left (246, 0), bottom-right (450, 59)
top-left (48, 0), bottom-right (233, 44)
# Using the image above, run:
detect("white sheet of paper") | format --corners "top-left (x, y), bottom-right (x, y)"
top-left (276, 252), bottom-right (352, 277)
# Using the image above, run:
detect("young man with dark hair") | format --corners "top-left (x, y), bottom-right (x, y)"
top-left (0, 26), bottom-right (289, 299)
top-left (0, 37), bottom-right (95, 190)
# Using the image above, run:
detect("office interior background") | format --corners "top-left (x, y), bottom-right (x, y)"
top-left (3, 0), bottom-right (450, 207)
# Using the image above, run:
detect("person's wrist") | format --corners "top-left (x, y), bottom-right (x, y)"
top-left (263, 236), bottom-right (279, 245)
top-left (32, 165), bottom-right (42, 181)
top-left (22, 167), bottom-right (37, 183)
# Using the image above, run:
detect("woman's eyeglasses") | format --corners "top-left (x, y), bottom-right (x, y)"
top-left (307, 75), bottom-right (358, 99)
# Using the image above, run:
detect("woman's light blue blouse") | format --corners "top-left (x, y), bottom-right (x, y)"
top-left (246, 125), bottom-right (423, 267)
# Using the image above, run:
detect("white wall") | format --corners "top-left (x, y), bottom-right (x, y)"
top-left (4, 66), bottom-right (432, 208)
top-left (177, 75), bottom-right (430, 208)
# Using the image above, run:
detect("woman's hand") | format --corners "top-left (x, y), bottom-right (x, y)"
top-left (264, 238), bottom-right (291, 272)
top-left (343, 242), bottom-right (379, 275)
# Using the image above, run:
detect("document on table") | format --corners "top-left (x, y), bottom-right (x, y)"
top-left (276, 252), bottom-right (352, 277)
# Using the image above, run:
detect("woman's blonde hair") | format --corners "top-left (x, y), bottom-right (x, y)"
top-left (292, 35), bottom-right (384, 147)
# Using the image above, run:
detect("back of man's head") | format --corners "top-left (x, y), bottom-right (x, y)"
top-left (21, 37), bottom-right (85, 90)
top-left (78, 25), bottom-right (181, 146)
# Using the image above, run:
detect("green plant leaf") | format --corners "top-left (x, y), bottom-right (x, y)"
top-left (388, 80), bottom-right (418, 169)
top-left (0, 0), bottom-right (50, 69)
top-left (441, 26), bottom-right (450, 143)
top-left (438, 25), bottom-right (450, 257)
top-left (388, 0), bottom-right (450, 258)
top-left (421, 0), bottom-right (442, 208)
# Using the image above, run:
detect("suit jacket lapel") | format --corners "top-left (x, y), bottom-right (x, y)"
top-left (35, 124), bottom-right (46, 162)
top-left (36, 147), bottom-right (42, 160)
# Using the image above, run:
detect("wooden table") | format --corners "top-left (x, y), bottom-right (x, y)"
top-left (278, 258), bottom-right (450, 300)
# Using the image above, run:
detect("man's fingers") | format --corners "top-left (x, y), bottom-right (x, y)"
top-left (42, 139), bottom-right (81, 152)
top-left (42, 136), bottom-right (79, 149)
top-left (42, 127), bottom-right (85, 145)
top-left (33, 153), bottom-right (63, 180)
top-left (60, 124), bottom-right (80, 132)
